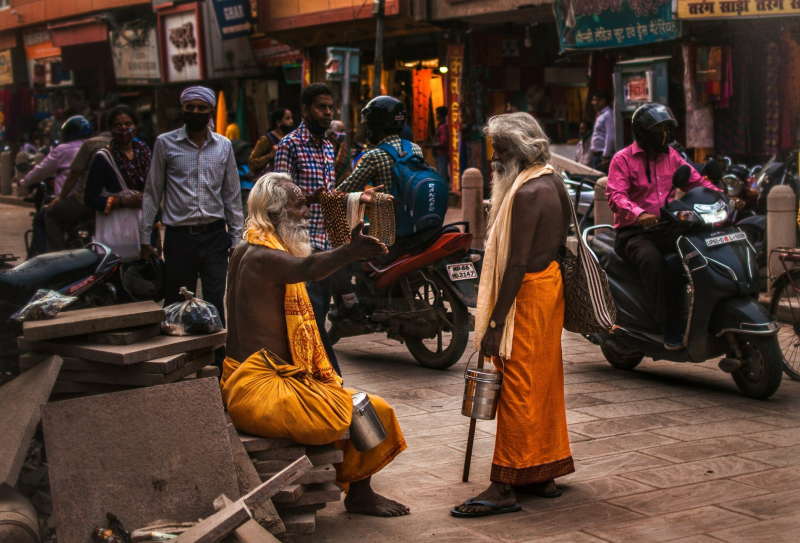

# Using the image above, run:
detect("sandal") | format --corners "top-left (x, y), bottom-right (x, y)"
top-left (450, 498), bottom-right (522, 518)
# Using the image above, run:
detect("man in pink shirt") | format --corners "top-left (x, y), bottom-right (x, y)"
top-left (606, 104), bottom-right (719, 349)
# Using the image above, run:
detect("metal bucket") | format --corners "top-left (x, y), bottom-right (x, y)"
top-left (461, 353), bottom-right (503, 420)
top-left (350, 392), bottom-right (388, 452)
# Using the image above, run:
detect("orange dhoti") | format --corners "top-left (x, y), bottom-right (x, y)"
top-left (222, 350), bottom-right (406, 487)
top-left (491, 262), bottom-right (574, 485)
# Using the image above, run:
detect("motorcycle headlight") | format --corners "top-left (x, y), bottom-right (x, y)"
top-left (694, 201), bottom-right (729, 224)
top-left (722, 174), bottom-right (741, 197)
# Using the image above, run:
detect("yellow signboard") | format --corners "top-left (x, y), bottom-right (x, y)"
top-left (0, 50), bottom-right (12, 86)
top-left (678, 0), bottom-right (800, 19)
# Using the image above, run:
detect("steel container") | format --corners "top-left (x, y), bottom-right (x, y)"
top-left (350, 392), bottom-right (387, 452)
top-left (461, 356), bottom-right (503, 420)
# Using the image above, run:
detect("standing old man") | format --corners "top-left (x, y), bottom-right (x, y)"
top-left (453, 113), bottom-right (574, 517)
top-left (140, 85), bottom-right (243, 369)
top-left (223, 172), bottom-right (409, 517)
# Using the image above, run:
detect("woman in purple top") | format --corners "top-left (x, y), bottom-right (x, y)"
top-left (21, 115), bottom-right (92, 256)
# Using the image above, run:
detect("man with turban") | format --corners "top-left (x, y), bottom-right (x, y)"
top-left (140, 85), bottom-right (244, 369)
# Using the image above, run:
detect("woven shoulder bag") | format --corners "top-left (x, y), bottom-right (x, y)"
top-left (559, 186), bottom-right (617, 334)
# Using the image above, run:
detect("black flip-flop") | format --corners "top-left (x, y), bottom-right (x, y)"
top-left (450, 498), bottom-right (522, 518)
top-left (514, 485), bottom-right (562, 498)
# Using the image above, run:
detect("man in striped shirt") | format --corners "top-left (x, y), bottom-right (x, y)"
top-left (140, 85), bottom-right (243, 369)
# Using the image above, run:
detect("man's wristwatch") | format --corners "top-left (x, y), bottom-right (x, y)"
top-left (489, 319), bottom-right (505, 329)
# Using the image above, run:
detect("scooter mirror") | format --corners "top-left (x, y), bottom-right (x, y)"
top-left (672, 165), bottom-right (692, 189)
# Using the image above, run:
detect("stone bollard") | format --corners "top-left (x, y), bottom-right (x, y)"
top-left (0, 150), bottom-right (10, 196)
top-left (461, 168), bottom-right (486, 249)
top-left (593, 177), bottom-right (614, 227)
top-left (767, 185), bottom-right (797, 290)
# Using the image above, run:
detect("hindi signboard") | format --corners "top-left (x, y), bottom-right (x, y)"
top-left (110, 26), bottom-right (161, 85)
top-left (160, 4), bottom-right (206, 82)
top-left (677, 0), bottom-right (800, 19)
top-left (210, 0), bottom-right (252, 40)
top-left (447, 44), bottom-right (464, 194)
top-left (554, 0), bottom-right (681, 51)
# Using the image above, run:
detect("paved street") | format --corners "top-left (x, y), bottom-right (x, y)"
top-left (317, 331), bottom-right (800, 543)
top-left (0, 202), bottom-right (32, 260)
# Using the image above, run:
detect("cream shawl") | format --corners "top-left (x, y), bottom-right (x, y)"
top-left (474, 163), bottom-right (556, 359)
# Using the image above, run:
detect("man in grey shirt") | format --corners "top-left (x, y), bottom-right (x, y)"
top-left (590, 90), bottom-right (615, 173)
top-left (140, 85), bottom-right (243, 369)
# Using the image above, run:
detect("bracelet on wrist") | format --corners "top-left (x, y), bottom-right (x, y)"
top-left (104, 196), bottom-right (114, 215)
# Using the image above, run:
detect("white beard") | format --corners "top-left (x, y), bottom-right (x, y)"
top-left (276, 218), bottom-right (312, 257)
top-left (488, 159), bottom-right (523, 228)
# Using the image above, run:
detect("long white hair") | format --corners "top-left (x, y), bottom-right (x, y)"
top-left (244, 172), bottom-right (312, 257)
top-left (484, 113), bottom-right (551, 226)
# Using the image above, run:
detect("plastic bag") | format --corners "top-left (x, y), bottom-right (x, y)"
top-left (161, 287), bottom-right (223, 336)
top-left (11, 289), bottom-right (78, 322)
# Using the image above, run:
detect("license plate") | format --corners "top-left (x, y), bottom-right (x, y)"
top-left (446, 262), bottom-right (477, 281)
top-left (706, 231), bottom-right (747, 247)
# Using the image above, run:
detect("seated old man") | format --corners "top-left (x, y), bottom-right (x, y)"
top-left (222, 172), bottom-right (409, 517)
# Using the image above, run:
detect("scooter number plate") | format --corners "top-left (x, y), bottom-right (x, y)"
top-left (446, 262), bottom-right (477, 281)
top-left (705, 231), bottom-right (747, 247)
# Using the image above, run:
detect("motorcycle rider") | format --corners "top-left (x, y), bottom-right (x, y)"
top-left (606, 103), bottom-right (720, 350)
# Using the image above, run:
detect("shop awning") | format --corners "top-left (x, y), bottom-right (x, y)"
top-left (49, 18), bottom-right (108, 48)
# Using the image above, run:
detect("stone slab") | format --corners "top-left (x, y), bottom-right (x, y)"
top-left (280, 535), bottom-right (312, 543)
top-left (172, 497), bottom-right (251, 543)
top-left (18, 330), bottom-right (226, 365)
top-left (280, 511), bottom-right (315, 535)
top-left (55, 353), bottom-right (214, 386)
top-left (274, 483), bottom-right (341, 507)
top-left (226, 424), bottom-right (284, 537)
top-left (215, 495), bottom-right (280, 543)
top-left (250, 447), bottom-right (307, 462)
top-left (87, 323), bottom-right (162, 345)
top-left (252, 446), bottom-right (343, 473)
top-left (23, 301), bottom-right (164, 341)
top-left (20, 351), bottom-right (195, 375)
top-left (0, 355), bottom-right (62, 486)
top-left (238, 429), bottom-right (349, 453)
top-left (274, 503), bottom-right (326, 515)
top-left (240, 457), bottom-right (313, 510)
top-left (51, 381), bottom-right (136, 394)
top-left (272, 484), bottom-right (305, 503)
top-left (260, 465), bottom-right (337, 485)
top-left (41, 378), bottom-right (239, 543)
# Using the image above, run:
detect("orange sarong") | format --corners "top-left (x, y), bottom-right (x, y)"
top-left (491, 261), bottom-right (574, 485)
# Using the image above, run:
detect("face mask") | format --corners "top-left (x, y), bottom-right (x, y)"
top-left (305, 117), bottom-right (329, 136)
top-left (113, 127), bottom-right (135, 145)
top-left (184, 111), bottom-right (210, 132)
top-left (641, 127), bottom-right (671, 154)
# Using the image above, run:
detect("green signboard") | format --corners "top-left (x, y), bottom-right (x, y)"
top-left (554, 0), bottom-right (682, 51)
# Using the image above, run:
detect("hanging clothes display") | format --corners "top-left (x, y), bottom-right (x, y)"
top-left (695, 46), bottom-right (709, 103)
top-left (683, 44), bottom-right (715, 150)
top-left (780, 34), bottom-right (800, 150)
top-left (764, 42), bottom-right (780, 155)
top-left (705, 46), bottom-right (723, 103)
top-left (715, 48), bottom-right (749, 156)
top-left (412, 69), bottom-right (432, 142)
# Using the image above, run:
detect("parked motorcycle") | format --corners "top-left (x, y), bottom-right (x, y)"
top-left (756, 150), bottom-right (798, 215)
top-left (0, 242), bottom-right (120, 342)
top-left (583, 170), bottom-right (783, 399)
top-left (327, 222), bottom-right (481, 370)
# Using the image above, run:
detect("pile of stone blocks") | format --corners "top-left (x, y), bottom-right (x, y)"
top-left (17, 301), bottom-right (225, 397)
top-left (236, 429), bottom-right (349, 543)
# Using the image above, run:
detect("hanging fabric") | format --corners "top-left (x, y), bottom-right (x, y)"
top-left (706, 46), bottom-right (723, 103)
top-left (780, 34), bottom-right (800, 150)
top-left (683, 44), bottom-right (715, 149)
top-left (412, 69), bottom-right (432, 142)
top-left (715, 48), bottom-right (749, 156)
top-left (695, 46), bottom-right (710, 103)
top-left (764, 42), bottom-right (780, 155)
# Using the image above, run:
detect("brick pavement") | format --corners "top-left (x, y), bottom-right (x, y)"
top-left (316, 330), bottom-right (800, 542)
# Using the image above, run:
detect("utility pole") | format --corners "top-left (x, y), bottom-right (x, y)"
top-left (372, 0), bottom-right (384, 99)
top-left (342, 50), bottom-right (352, 135)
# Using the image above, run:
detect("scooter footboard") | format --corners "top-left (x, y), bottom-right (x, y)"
top-left (708, 297), bottom-right (779, 337)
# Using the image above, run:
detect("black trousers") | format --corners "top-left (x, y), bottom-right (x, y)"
top-left (614, 226), bottom-right (676, 326)
top-left (164, 227), bottom-right (232, 370)
top-left (45, 195), bottom-right (92, 250)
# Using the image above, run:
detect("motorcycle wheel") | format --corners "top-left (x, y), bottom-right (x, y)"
top-left (404, 275), bottom-right (470, 370)
top-left (731, 335), bottom-right (783, 400)
top-left (769, 268), bottom-right (800, 381)
top-left (600, 340), bottom-right (644, 370)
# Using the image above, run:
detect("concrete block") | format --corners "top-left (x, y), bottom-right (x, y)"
top-left (0, 355), bottom-right (62, 486)
top-left (41, 378), bottom-right (239, 543)
top-left (19, 330), bottom-right (226, 365)
top-left (279, 511), bottom-right (315, 535)
top-left (271, 484), bottom-right (304, 503)
top-left (250, 447), bottom-right (307, 462)
top-left (20, 351), bottom-right (195, 375)
top-left (55, 353), bottom-right (214, 387)
top-left (259, 465), bottom-right (336, 486)
top-left (87, 323), bottom-right (161, 345)
top-left (23, 301), bottom-right (164, 341)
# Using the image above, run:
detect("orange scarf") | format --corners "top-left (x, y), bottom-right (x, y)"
top-left (246, 229), bottom-right (340, 383)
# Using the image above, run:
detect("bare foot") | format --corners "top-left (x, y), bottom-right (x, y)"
top-left (345, 477), bottom-right (410, 517)
top-left (515, 479), bottom-right (561, 497)
top-left (454, 483), bottom-right (516, 515)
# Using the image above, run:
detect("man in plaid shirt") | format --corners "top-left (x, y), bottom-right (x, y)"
top-left (274, 83), bottom-right (347, 374)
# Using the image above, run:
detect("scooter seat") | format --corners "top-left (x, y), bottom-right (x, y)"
top-left (0, 248), bottom-right (100, 305)
top-left (589, 231), bottom-right (643, 286)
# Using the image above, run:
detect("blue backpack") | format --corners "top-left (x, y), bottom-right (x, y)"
top-left (377, 139), bottom-right (448, 238)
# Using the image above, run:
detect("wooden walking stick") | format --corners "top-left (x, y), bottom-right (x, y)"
top-left (462, 352), bottom-right (484, 482)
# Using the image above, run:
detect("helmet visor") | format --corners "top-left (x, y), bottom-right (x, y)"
top-left (639, 104), bottom-right (678, 130)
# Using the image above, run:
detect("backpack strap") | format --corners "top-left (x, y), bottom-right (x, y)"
top-left (377, 139), bottom-right (413, 163)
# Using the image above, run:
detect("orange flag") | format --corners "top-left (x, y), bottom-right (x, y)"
top-left (216, 91), bottom-right (228, 136)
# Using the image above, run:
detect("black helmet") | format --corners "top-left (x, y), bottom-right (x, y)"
top-left (361, 96), bottom-right (406, 139)
top-left (120, 256), bottom-right (165, 302)
top-left (61, 116), bottom-right (93, 143)
top-left (632, 103), bottom-right (677, 154)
